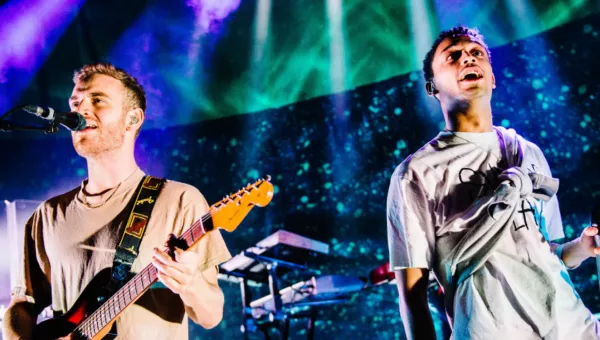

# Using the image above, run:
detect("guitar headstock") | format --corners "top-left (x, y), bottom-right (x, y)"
top-left (210, 175), bottom-right (274, 232)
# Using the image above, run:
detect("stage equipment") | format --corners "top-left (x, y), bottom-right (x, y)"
top-left (219, 230), bottom-right (368, 340)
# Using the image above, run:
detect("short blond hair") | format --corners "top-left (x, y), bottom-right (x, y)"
top-left (73, 62), bottom-right (146, 136)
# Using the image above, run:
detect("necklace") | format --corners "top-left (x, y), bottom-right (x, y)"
top-left (80, 168), bottom-right (139, 209)
top-left (81, 183), bottom-right (122, 209)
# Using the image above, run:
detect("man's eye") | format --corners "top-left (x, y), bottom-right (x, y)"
top-left (92, 98), bottom-right (104, 104)
top-left (71, 102), bottom-right (79, 108)
top-left (472, 50), bottom-right (483, 57)
top-left (447, 51), bottom-right (461, 61)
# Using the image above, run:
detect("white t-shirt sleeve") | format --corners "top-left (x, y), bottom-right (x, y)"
top-left (387, 174), bottom-right (435, 270)
top-left (543, 194), bottom-right (564, 241)
top-left (530, 143), bottom-right (565, 241)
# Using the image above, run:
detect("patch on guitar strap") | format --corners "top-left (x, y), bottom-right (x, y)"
top-left (125, 214), bottom-right (148, 238)
top-left (112, 176), bottom-right (165, 282)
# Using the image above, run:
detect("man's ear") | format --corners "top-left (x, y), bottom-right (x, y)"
top-left (126, 108), bottom-right (144, 131)
top-left (426, 80), bottom-right (438, 96)
top-left (492, 73), bottom-right (496, 89)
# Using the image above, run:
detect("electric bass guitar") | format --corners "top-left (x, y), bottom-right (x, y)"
top-left (33, 176), bottom-right (274, 339)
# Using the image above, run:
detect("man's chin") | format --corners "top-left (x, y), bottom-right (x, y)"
top-left (459, 87), bottom-right (490, 100)
top-left (73, 140), bottom-right (96, 158)
top-left (73, 146), bottom-right (95, 158)
top-left (459, 81), bottom-right (492, 93)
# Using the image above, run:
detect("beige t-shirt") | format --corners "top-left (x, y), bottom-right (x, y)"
top-left (12, 168), bottom-right (232, 339)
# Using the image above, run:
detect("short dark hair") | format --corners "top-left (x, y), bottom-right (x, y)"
top-left (422, 26), bottom-right (491, 82)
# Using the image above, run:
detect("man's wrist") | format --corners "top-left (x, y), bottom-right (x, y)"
top-left (558, 238), bottom-right (585, 269)
top-left (555, 243), bottom-right (565, 262)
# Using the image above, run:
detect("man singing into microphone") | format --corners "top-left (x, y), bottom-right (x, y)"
top-left (2, 62), bottom-right (231, 339)
top-left (387, 26), bottom-right (600, 339)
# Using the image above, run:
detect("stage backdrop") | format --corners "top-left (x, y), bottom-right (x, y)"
top-left (1, 12), bottom-right (600, 340)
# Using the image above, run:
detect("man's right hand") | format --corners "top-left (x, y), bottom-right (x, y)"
top-left (2, 296), bottom-right (37, 340)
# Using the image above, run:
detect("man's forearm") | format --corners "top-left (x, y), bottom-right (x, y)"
top-left (395, 269), bottom-right (437, 340)
top-left (180, 267), bottom-right (224, 329)
top-left (399, 298), bottom-right (437, 340)
top-left (2, 300), bottom-right (37, 340)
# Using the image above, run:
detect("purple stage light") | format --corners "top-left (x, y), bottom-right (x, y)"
top-left (186, 0), bottom-right (242, 33)
top-left (0, 0), bottom-right (85, 114)
top-left (109, 1), bottom-right (242, 128)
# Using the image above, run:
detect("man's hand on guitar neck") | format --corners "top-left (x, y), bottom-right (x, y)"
top-left (150, 236), bottom-right (225, 329)
top-left (151, 245), bottom-right (199, 298)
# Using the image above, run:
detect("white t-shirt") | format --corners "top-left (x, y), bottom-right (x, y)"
top-left (387, 127), bottom-right (599, 339)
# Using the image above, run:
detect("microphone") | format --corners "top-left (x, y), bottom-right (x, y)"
top-left (23, 105), bottom-right (86, 131)
top-left (592, 205), bottom-right (600, 291)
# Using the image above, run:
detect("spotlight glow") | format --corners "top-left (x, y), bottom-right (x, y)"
top-left (248, 0), bottom-right (272, 112)
top-left (0, 0), bottom-right (85, 114)
top-left (327, 0), bottom-right (347, 95)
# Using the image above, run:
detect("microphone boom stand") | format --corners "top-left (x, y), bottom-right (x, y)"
top-left (0, 105), bottom-right (60, 134)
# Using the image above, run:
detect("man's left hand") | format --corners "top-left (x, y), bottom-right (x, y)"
top-left (577, 225), bottom-right (600, 258)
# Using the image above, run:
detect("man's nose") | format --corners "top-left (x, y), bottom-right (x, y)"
top-left (76, 109), bottom-right (91, 116)
top-left (462, 51), bottom-right (477, 65)
top-left (76, 99), bottom-right (92, 116)
top-left (462, 55), bottom-right (476, 64)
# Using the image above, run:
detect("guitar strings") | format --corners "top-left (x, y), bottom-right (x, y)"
top-left (75, 210), bottom-right (215, 335)
top-left (74, 182), bottom-right (264, 335)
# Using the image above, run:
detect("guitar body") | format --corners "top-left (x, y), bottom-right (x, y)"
top-left (34, 268), bottom-right (118, 340)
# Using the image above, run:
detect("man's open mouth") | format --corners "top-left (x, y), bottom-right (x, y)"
top-left (460, 68), bottom-right (483, 81)
top-left (81, 124), bottom-right (98, 132)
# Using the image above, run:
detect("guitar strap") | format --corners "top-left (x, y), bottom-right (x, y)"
top-left (89, 175), bottom-right (164, 339)
top-left (110, 175), bottom-right (165, 287)
top-left (51, 176), bottom-right (165, 327)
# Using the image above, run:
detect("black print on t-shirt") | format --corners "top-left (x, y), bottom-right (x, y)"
top-left (528, 164), bottom-right (538, 173)
top-left (513, 199), bottom-right (538, 231)
top-left (458, 163), bottom-right (502, 201)
top-left (458, 162), bottom-right (543, 234)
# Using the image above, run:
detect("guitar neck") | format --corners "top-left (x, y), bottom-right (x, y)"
top-left (74, 213), bottom-right (214, 338)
